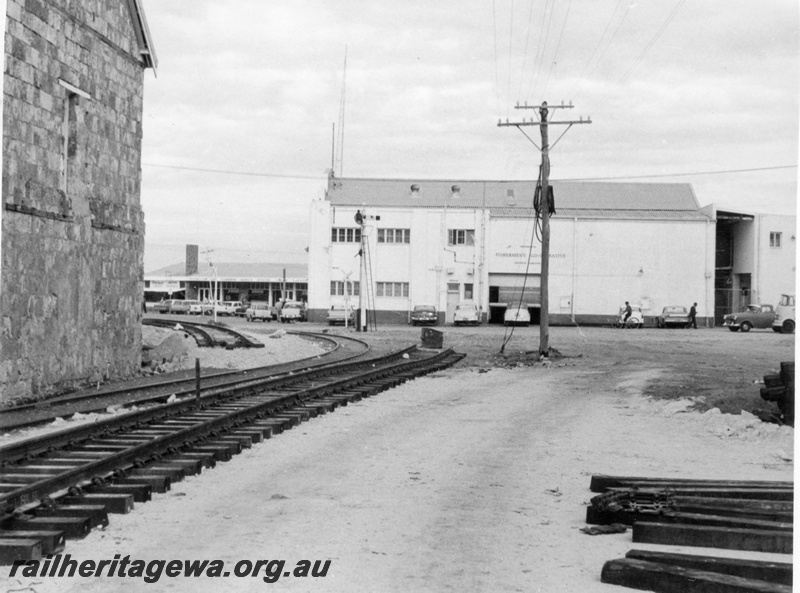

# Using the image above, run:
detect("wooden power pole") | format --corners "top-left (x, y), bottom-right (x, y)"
top-left (498, 101), bottom-right (591, 357)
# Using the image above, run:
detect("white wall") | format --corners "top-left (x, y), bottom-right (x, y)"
top-left (309, 200), bottom-right (716, 321)
top-left (756, 214), bottom-right (797, 303)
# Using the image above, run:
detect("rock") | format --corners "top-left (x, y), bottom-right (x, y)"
top-left (141, 333), bottom-right (189, 365)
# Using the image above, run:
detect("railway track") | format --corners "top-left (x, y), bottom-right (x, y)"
top-left (143, 317), bottom-right (263, 348)
top-left (0, 331), bottom-right (370, 431)
top-left (0, 345), bottom-right (464, 564)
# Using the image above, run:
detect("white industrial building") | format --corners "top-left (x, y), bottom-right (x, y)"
top-left (307, 175), bottom-right (728, 326)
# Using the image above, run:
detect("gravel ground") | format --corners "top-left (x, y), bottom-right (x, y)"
top-left (1, 320), bottom-right (794, 592)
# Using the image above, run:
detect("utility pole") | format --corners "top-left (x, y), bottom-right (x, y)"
top-left (498, 101), bottom-right (591, 357)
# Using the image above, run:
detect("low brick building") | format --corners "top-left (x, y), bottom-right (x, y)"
top-left (1, 0), bottom-right (156, 401)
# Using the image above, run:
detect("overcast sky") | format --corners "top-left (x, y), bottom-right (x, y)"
top-left (140, 0), bottom-right (798, 272)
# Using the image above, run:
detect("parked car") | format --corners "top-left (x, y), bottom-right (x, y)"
top-left (327, 305), bottom-right (355, 326)
top-left (723, 304), bottom-right (776, 332)
top-left (234, 302), bottom-right (249, 317)
top-left (656, 306), bottom-right (690, 328)
top-left (185, 300), bottom-right (204, 315)
top-left (245, 302), bottom-right (274, 322)
top-left (453, 301), bottom-right (480, 326)
top-left (154, 299), bottom-right (178, 314)
top-left (411, 305), bottom-right (438, 326)
top-left (207, 301), bottom-right (240, 316)
top-left (504, 305), bottom-right (531, 327)
top-left (279, 300), bottom-right (305, 323)
top-left (772, 294), bottom-right (795, 334)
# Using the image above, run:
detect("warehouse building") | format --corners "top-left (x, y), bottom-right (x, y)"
top-left (308, 175), bottom-right (721, 326)
top-left (1, 0), bottom-right (156, 400)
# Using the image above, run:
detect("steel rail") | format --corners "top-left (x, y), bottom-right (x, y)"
top-left (0, 344), bottom-right (415, 469)
top-left (0, 347), bottom-right (463, 514)
top-left (0, 331), bottom-right (369, 422)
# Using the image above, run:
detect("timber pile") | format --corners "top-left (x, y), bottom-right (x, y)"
top-left (760, 362), bottom-right (794, 425)
top-left (587, 475), bottom-right (793, 592)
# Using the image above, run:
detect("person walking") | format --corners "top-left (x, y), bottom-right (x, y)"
top-left (622, 301), bottom-right (632, 325)
top-left (688, 302), bottom-right (698, 329)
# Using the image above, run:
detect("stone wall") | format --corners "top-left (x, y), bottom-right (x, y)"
top-left (1, 0), bottom-right (148, 401)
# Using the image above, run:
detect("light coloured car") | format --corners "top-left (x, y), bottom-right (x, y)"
top-left (279, 300), bottom-right (305, 323)
top-left (504, 305), bottom-right (531, 327)
top-left (453, 301), bottom-right (480, 326)
top-left (245, 302), bottom-right (274, 322)
top-left (656, 306), bottom-right (690, 328)
top-left (410, 305), bottom-right (438, 326)
top-left (187, 300), bottom-right (205, 315)
top-left (327, 305), bottom-right (355, 325)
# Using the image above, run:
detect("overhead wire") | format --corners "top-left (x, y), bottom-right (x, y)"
top-left (507, 0), bottom-right (515, 120)
top-left (527, 0), bottom-right (557, 101)
top-left (592, 0), bottom-right (688, 111)
top-left (492, 0), bottom-right (502, 119)
top-left (499, 164), bottom-right (543, 354)
top-left (515, 0), bottom-right (538, 102)
top-left (565, 0), bottom-right (625, 98)
top-left (540, 0), bottom-right (574, 99)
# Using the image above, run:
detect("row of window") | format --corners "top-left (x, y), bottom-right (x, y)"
top-left (330, 281), bottom-right (360, 296)
top-left (330, 281), bottom-right (411, 298)
top-left (332, 227), bottom-right (474, 246)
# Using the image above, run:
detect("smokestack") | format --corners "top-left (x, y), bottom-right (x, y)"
top-left (186, 244), bottom-right (199, 275)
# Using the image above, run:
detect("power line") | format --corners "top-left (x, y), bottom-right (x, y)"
top-left (541, 0), bottom-right (574, 98)
top-left (558, 164), bottom-right (798, 182)
top-left (142, 163), bottom-right (325, 180)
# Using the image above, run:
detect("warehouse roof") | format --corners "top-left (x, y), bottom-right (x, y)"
top-left (326, 177), bottom-right (709, 220)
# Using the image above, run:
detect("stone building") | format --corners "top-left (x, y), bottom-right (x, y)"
top-left (1, 0), bottom-right (156, 401)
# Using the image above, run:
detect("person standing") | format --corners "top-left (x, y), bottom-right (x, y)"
top-left (688, 302), bottom-right (698, 329)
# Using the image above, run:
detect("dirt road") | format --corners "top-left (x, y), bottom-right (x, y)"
top-left (4, 322), bottom-right (792, 592)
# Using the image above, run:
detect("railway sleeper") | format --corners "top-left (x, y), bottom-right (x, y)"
top-left (170, 452), bottom-right (216, 469)
top-left (2, 516), bottom-right (90, 539)
top-left (116, 475), bottom-right (171, 494)
top-left (601, 557), bottom-right (792, 593)
top-left (0, 530), bottom-right (65, 555)
top-left (91, 483), bottom-right (152, 503)
top-left (189, 443), bottom-right (235, 461)
top-left (248, 418), bottom-right (290, 434)
top-left (227, 428), bottom-right (269, 443)
top-left (129, 466), bottom-right (186, 484)
top-left (33, 504), bottom-right (109, 529)
top-left (632, 522), bottom-right (793, 554)
top-left (60, 493), bottom-right (134, 514)
top-left (0, 538), bottom-right (42, 564)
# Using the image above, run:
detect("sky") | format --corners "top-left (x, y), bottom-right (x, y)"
top-left (140, 0), bottom-right (799, 272)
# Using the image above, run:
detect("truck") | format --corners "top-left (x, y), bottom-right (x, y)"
top-left (772, 294), bottom-right (795, 334)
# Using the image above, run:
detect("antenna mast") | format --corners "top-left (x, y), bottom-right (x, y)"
top-left (335, 45), bottom-right (348, 176)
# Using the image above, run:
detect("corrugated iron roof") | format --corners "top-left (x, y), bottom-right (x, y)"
top-left (146, 262), bottom-right (308, 280)
top-left (490, 207), bottom-right (710, 221)
top-left (327, 177), bottom-right (705, 217)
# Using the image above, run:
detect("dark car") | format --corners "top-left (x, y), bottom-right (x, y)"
top-left (723, 304), bottom-right (776, 332)
top-left (656, 306), bottom-right (690, 328)
top-left (411, 305), bottom-right (438, 326)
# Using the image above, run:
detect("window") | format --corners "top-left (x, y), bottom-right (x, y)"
top-left (377, 228), bottom-right (411, 244)
top-left (376, 282), bottom-right (409, 298)
top-left (448, 229), bottom-right (475, 246)
top-left (464, 283), bottom-right (473, 300)
top-left (330, 280), bottom-right (360, 296)
top-left (331, 227), bottom-right (362, 243)
top-left (770, 232), bottom-right (782, 247)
